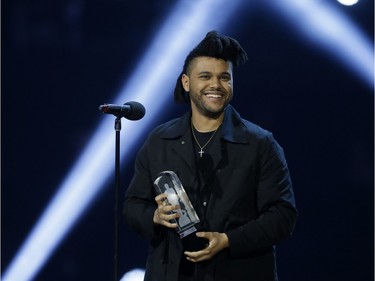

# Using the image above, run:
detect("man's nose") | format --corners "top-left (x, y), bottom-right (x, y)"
top-left (209, 77), bottom-right (222, 88)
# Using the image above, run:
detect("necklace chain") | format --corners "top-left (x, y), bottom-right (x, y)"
top-left (191, 122), bottom-right (219, 158)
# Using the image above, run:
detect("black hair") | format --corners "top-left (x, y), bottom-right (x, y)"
top-left (174, 31), bottom-right (248, 103)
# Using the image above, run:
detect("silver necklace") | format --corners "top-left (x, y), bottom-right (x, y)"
top-left (191, 122), bottom-right (219, 158)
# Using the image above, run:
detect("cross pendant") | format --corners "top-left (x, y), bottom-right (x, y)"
top-left (198, 149), bottom-right (204, 158)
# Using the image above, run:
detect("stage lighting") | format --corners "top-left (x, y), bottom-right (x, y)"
top-left (2, 0), bottom-right (243, 280)
top-left (120, 268), bottom-right (145, 281)
top-left (266, 0), bottom-right (373, 88)
top-left (338, 0), bottom-right (359, 6)
top-left (5, 0), bottom-right (372, 280)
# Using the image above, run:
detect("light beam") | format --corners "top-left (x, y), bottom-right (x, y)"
top-left (2, 0), bottom-right (244, 280)
top-left (266, 0), bottom-right (373, 88)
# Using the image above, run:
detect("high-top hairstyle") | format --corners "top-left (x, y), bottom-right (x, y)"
top-left (174, 30), bottom-right (248, 103)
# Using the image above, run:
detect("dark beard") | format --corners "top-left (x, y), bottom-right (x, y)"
top-left (189, 91), bottom-right (231, 120)
top-left (205, 107), bottom-right (226, 119)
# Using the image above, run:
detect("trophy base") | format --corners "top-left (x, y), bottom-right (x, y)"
top-left (181, 231), bottom-right (208, 252)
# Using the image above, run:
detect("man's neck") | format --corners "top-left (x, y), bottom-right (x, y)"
top-left (191, 113), bottom-right (224, 132)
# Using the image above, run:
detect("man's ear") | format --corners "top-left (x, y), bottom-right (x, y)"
top-left (181, 74), bottom-right (190, 92)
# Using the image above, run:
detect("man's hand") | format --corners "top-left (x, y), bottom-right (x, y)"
top-left (153, 193), bottom-right (180, 228)
top-left (184, 232), bottom-right (229, 262)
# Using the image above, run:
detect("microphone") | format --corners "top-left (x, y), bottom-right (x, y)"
top-left (98, 101), bottom-right (145, 120)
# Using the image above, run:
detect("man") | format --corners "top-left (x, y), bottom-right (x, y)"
top-left (123, 31), bottom-right (297, 281)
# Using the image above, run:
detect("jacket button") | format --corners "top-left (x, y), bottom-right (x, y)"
top-left (216, 169), bottom-right (221, 175)
top-left (181, 140), bottom-right (185, 145)
top-left (203, 201), bottom-right (207, 206)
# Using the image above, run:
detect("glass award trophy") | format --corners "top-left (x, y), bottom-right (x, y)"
top-left (154, 171), bottom-right (208, 251)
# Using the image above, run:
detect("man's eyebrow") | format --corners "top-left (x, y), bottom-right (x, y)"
top-left (197, 71), bottom-right (231, 76)
top-left (197, 71), bottom-right (212, 75)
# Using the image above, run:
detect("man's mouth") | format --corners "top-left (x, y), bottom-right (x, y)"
top-left (205, 92), bottom-right (224, 99)
top-left (206, 94), bottom-right (221, 98)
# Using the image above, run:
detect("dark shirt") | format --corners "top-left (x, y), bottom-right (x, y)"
top-left (123, 104), bottom-right (297, 281)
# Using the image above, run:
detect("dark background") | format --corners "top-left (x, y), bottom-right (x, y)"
top-left (2, 1), bottom-right (374, 280)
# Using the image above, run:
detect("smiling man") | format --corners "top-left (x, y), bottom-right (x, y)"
top-left (123, 31), bottom-right (297, 281)
top-left (182, 56), bottom-right (233, 122)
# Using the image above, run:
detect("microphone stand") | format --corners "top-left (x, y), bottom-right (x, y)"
top-left (99, 101), bottom-right (145, 281)
top-left (113, 116), bottom-right (122, 281)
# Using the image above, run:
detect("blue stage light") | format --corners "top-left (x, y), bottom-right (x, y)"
top-left (4, 0), bottom-right (373, 279)
top-left (2, 0), bottom-right (243, 280)
top-left (120, 268), bottom-right (145, 281)
top-left (266, 0), bottom-right (373, 88)
top-left (337, 0), bottom-right (359, 6)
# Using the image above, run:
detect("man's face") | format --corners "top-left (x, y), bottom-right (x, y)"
top-left (182, 56), bottom-right (233, 119)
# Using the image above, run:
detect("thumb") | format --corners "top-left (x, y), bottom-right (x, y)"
top-left (196, 231), bottom-right (207, 238)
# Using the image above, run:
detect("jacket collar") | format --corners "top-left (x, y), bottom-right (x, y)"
top-left (161, 104), bottom-right (249, 144)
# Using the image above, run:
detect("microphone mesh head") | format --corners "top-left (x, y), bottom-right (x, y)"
top-left (124, 101), bottom-right (146, 120)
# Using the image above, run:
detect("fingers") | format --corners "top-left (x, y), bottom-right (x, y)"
top-left (158, 206), bottom-right (179, 225)
top-left (184, 247), bottom-right (211, 263)
top-left (155, 193), bottom-right (168, 206)
top-left (153, 194), bottom-right (180, 228)
top-left (184, 232), bottom-right (212, 262)
top-left (184, 232), bottom-right (229, 262)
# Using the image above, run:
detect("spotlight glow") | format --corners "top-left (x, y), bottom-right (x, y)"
top-left (5, 1), bottom-right (373, 280)
top-left (266, 0), bottom-right (374, 88)
top-left (2, 0), bottom-right (244, 280)
top-left (337, 0), bottom-right (359, 6)
top-left (120, 268), bottom-right (145, 281)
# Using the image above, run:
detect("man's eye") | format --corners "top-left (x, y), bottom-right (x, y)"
top-left (221, 75), bottom-right (231, 81)
top-left (200, 75), bottom-right (210, 79)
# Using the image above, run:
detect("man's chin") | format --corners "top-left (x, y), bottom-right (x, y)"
top-left (205, 107), bottom-right (226, 119)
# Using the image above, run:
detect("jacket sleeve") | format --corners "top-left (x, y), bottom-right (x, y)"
top-left (123, 139), bottom-right (161, 240)
top-left (226, 133), bottom-right (298, 257)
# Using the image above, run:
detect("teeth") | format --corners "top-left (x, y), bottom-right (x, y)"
top-left (206, 94), bottom-right (221, 98)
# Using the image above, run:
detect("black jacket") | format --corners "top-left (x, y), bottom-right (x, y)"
top-left (123, 105), bottom-right (297, 281)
